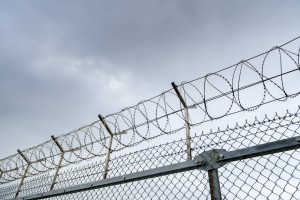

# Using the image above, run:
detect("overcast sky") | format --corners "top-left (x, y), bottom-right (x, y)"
top-left (0, 0), bottom-right (300, 158)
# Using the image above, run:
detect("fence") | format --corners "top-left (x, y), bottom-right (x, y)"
top-left (1, 35), bottom-right (300, 199)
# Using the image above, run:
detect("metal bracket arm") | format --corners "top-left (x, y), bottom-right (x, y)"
top-left (171, 82), bottom-right (192, 160)
top-left (0, 166), bottom-right (19, 180)
top-left (50, 135), bottom-right (64, 191)
top-left (51, 135), bottom-right (64, 152)
top-left (98, 115), bottom-right (114, 136)
top-left (17, 150), bottom-right (30, 164)
top-left (171, 82), bottom-right (187, 108)
top-left (50, 135), bottom-right (82, 190)
top-left (15, 150), bottom-right (45, 198)
top-left (98, 114), bottom-right (128, 179)
top-left (1, 167), bottom-right (19, 173)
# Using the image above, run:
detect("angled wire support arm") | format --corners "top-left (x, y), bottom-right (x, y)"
top-left (15, 150), bottom-right (31, 198)
top-left (98, 114), bottom-right (114, 180)
top-left (171, 81), bottom-right (192, 160)
top-left (50, 135), bottom-right (65, 191)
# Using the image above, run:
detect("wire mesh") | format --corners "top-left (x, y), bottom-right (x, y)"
top-left (42, 170), bottom-right (211, 200)
top-left (0, 106), bottom-right (299, 199)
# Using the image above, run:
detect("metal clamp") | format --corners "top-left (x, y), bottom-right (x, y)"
top-left (195, 149), bottom-right (227, 171)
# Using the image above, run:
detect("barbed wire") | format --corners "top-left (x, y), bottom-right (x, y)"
top-left (0, 35), bottom-right (300, 186)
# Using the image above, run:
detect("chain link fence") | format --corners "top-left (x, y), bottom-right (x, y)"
top-left (1, 106), bottom-right (300, 199)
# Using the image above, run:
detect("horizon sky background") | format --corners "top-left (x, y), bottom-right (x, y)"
top-left (1, 0), bottom-right (300, 158)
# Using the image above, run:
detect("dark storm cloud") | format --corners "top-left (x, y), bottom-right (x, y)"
top-left (0, 0), bottom-right (300, 157)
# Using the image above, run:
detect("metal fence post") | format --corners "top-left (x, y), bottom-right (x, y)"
top-left (15, 149), bottom-right (31, 198)
top-left (98, 115), bottom-right (127, 179)
top-left (49, 135), bottom-right (81, 190)
top-left (103, 135), bottom-right (113, 180)
top-left (98, 115), bottom-right (114, 180)
top-left (50, 135), bottom-right (65, 190)
top-left (172, 82), bottom-right (192, 160)
top-left (208, 169), bottom-right (222, 200)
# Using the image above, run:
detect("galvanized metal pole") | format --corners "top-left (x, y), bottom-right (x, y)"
top-left (15, 149), bottom-right (31, 198)
top-left (50, 135), bottom-right (81, 190)
top-left (50, 152), bottom-right (64, 190)
top-left (184, 107), bottom-right (192, 160)
top-left (15, 164), bottom-right (31, 198)
top-left (208, 169), bottom-right (222, 200)
top-left (172, 82), bottom-right (192, 160)
top-left (103, 135), bottom-right (113, 179)
top-left (98, 114), bottom-right (114, 179)
top-left (50, 135), bottom-right (65, 191)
